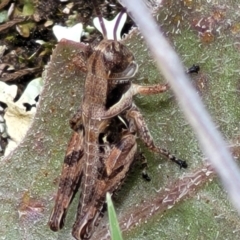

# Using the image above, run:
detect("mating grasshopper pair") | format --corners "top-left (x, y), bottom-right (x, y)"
top-left (48, 7), bottom-right (187, 240)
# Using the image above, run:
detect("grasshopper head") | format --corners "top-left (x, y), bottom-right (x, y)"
top-left (93, 8), bottom-right (138, 80)
top-left (95, 40), bottom-right (138, 80)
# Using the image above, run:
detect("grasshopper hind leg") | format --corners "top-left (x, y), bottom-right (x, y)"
top-left (127, 105), bottom-right (187, 169)
top-left (72, 133), bottom-right (137, 240)
top-left (49, 131), bottom-right (84, 231)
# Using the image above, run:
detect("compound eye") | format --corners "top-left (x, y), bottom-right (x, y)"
top-left (103, 50), bottom-right (115, 63)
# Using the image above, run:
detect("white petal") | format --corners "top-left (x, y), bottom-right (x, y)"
top-left (17, 77), bottom-right (43, 106)
top-left (0, 81), bottom-right (17, 105)
top-left (2, 77), bottom-right (43, 156)
top-left (53, 23), bottom-right (83, 42)
top-left (4, 139), bottom-right (17, 156)
top-left (35, 40), bottom-right (46, 45)
top-left (93, 12), bottom-right (127, 40)
top-left (0, 123), bottom-right (5, 132)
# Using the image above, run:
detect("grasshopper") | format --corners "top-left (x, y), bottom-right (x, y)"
top-left (48, 7), bottom-right (187, 240)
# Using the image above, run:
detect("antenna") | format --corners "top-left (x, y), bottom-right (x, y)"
top-left (91, 0), bottom-right (107, 38)
top-left (113, 8), bottom-right (126, 41)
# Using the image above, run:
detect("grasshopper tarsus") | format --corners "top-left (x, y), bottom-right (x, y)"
top-left (180, 160), bottom-right (188, 169)
top-left (160, 149), bottom-right (187, 169)
top-left (176, 159), bottom-right (188, 169)
top-left (142, 171), bottom-right (151, 181)
top-left (136, 152), bottom-right (151, 181)
top-left (187, 64), bottom-right (200, 74)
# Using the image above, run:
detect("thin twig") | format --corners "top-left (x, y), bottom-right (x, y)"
top-left (0, 17), bottom-right (26, 33)
top-left (0, 67), bottom-right (42, 82)
top-left (0, 0), bottom-right (11, 10)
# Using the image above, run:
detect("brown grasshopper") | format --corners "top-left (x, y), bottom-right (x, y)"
top-left (48, 7), bottom-right (187, 240)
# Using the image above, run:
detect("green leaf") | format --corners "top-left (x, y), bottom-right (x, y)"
top-left (0, 10), bottom-right (8, 23)
top-left (22, 0), bottom-right (35, 16)
top-left (1, 1), bottom-right (240, 240)
top-left (107, 193), bottom-right (123, 240)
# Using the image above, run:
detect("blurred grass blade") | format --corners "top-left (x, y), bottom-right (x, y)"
top-left (106, 192), bottom-right (123, 240)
